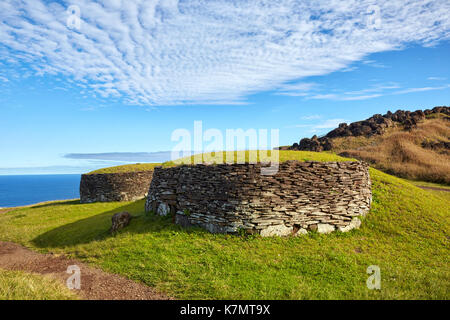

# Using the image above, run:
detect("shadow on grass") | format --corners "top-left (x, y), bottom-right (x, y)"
top-left (30, 200), bottom-right (81, 209)
top-left (31, 201), bottom-right (201, 249)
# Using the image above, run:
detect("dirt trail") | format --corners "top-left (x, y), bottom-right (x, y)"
top-left (0, 242), bottom-right (170, 300)
top-left (417, 186), bottom-right (450, 192)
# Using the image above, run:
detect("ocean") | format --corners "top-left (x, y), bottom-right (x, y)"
top-left (0, 174), bottom-right (80, 208)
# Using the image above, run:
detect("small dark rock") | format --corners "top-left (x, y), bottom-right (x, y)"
top-left (110, 211), bottom-right (132, 233)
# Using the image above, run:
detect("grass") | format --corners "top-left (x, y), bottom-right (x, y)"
top-left (0, 151), bottom-right (448, 299)
top-left (408, 180), bottom-right (450, 190)
top-left (86, 150), bottom-right (352, 175)
top-left (165, 149), bottom-right (354, 166)
top-left (406, 180), bottom-right (450, 202)
top-left (87, 163), bottom-right (161, 175)
top-left (0, 269), bottom-right (78, 300)
top-left (332, 118), bottom-right (450, 184)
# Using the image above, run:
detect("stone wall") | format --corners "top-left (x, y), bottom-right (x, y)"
top-left (145, 161), bottom-right (371, 236)
top-left (80, 171), bottom-right (154, 203)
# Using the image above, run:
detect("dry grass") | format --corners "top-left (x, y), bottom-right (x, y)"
top-left (334, 119), bottom-right (450, 184)
top-left (0, 269), bottom-right (78, 300)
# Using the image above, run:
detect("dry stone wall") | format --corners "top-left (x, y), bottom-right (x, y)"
top-left (80, 171), bottom-right (154, 203)
top-left (145, 161), bottom-right (371, 236)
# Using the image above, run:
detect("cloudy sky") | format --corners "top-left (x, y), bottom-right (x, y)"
top-left (0, 0), bottom-right (449, 174)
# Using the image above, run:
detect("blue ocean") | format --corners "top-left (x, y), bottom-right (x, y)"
top-left (0, 175), bottom-right (80, 208)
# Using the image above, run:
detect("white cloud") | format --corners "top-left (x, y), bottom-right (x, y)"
top-left (286, 118), bottom-right (348, 131)
top-left (276, 82), bottom-right (318, 96)
top-left (427, 77), bottom-right (447, 81)
top-left (0, 0), bottom-right (449, 105)
top-left (362, 59), bottom-right (388, 68)
top-left (308, 93), bottom-right (383, 101)
top-left (393, 84), bottom-right (450, 94)
top-left (313, 119), bottom-right (348, 130)
top-left (345, 84), bottom-right (400, 95)
top-left (304, 83), bottom-right (450, 101)
top-left (301, 115), bottom-right (322, 120)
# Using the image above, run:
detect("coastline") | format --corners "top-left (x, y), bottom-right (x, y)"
top-left (0, 199), bottom-right (79, 212)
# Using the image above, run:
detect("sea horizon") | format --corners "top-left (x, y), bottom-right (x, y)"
top-left (0, 174), bottom-right (81, 208)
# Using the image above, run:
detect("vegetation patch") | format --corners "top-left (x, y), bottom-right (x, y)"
top-left (164, 150), bottom-right (355, 167)
top-left (0, 269), bottom-right (77, 300)
top-left (87, 163), bottom-right (161, 175)
top-left (330, 118), bottom-right (449, 184)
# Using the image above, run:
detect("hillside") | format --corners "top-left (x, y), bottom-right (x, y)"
top-left (287, 106), bottom-right (450, 184)
top-left (0, 151), bottom-right (448, 299)
top-left (87, 163), bottom-right (161, 175)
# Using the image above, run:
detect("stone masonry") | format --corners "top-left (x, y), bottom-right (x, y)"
top-left (145, 161), bottom-right (371, 236)
top-left (80, 171), bottom-right (154, 203)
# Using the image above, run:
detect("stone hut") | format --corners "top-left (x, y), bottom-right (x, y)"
top-left (145, 161), bottom-right (371, 236)
top-left (80, 171), bottom-right (155, 203)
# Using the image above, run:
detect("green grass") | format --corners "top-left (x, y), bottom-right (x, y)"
top-left (405, 180), bottom-right (450, 202)
top-left (408, 180), bottom-right (450, 190)
top-left (87, 150), bottom-right (352, 174)
top-left (87, 163), bottom-right (161, 175)
top-left (0, 151), bottom-right (448, 299)
top-left (0, 269), bottom-right (78, 300)
top-left (164, 150), bottom-right (354, 167)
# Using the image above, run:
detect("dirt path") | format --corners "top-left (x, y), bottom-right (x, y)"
top-left (0, 242), bottom-right (170, 300)
top-left (417, 186), bottom-right (450, 192)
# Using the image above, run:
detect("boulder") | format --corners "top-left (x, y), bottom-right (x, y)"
top-left (260, 224), bottom-right (293, 237)
top-left (338, 217), bottom-right (362, 232)
top-left (110, 211), bottom-right (131, 233)
top-left (317, 224), bottom-right (336, 234)
top-left (175, 212), bottom-right (193, 228)
top-left (294, 228), bottom-right (308, 236)
top-left (157, 202), bottom-right (170, 216)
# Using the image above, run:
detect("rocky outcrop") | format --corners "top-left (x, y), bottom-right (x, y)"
top-left (80, 171), bottom-right (154, 203)
top-left (421, 140), bottom-right (450, 150)
top-left (290, 106), bottom-right (449, 152)
top-left (145, 161), bottom-right (371, 236)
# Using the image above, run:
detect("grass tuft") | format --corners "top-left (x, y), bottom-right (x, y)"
top-left (0, 269), bottom-right (78, 300)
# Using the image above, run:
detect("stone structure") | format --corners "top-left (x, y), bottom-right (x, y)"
top-left (80, 171), bottom-right (154, 203)
top-left (288, 106), bottom-right (450, 152)
top-left (145, 161), bottom-right (371, 236)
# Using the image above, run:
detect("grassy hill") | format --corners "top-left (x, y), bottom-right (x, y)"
top-left (167, 149), bottom-right (354, 165)
top-left (336, 117), bottom-right (450, 184)
top-left (86, 163), bottom-right (161, 175)
top-left (0, 151), bottom-right (448, 299)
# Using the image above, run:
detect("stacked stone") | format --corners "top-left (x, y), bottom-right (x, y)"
top-left (80, 171), bottom-right (154, 203)
top-left (145, 161), bottom-right (371, 236)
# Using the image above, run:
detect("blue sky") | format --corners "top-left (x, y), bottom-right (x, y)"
top-left (0, 0), bottom-right (449, 174)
